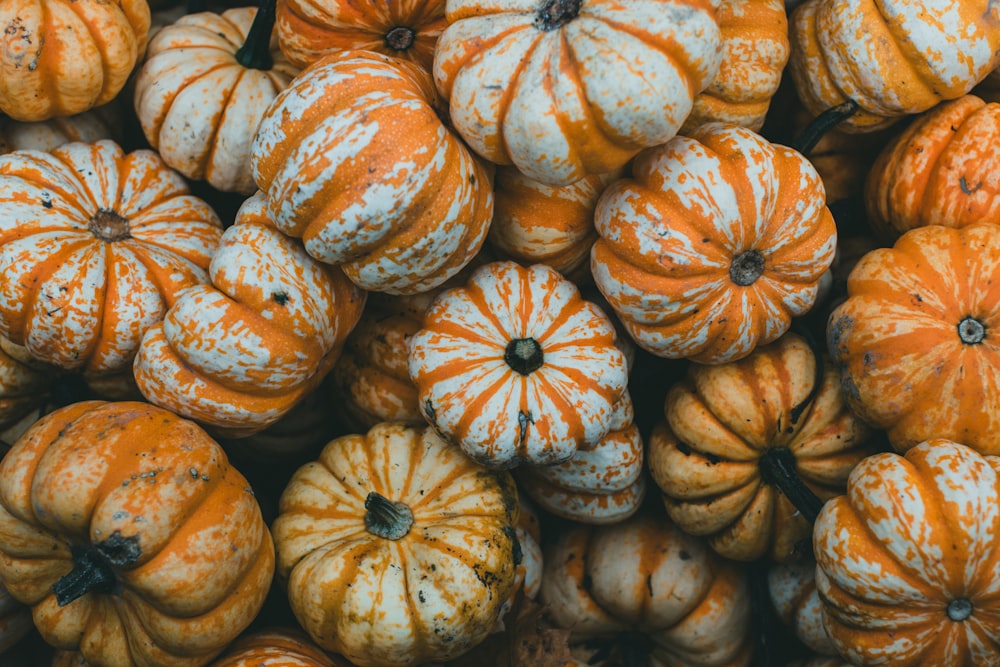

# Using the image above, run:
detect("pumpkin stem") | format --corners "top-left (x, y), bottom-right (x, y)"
top-left (235, 0), bottom-right (277, 71)
top-left (789, 99), bottom-right (860, 156)
top-left (758, 448), bottom-right (824, 524)
top-left (504, 337), bottom-right (544, 375)
top-left (51, 532), bottom-right (141, 606)
top-left (385, 26), bottom-right (416, 52)
top-left (729, 249), bottom-right (765, 286)
top-left (947, 598), bottom-right (973, 621)
top-left (534, 0), bottom-right (582, 31)
top-left (364, 492), bottom-right (414, 540)
top-left (88, 209), bottom-right (131, 242)
top-left (957, 316), bottom-right (986, 345)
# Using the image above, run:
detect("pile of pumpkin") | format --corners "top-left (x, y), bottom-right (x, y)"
top-left (3, 0), bottom-right (1000, 664)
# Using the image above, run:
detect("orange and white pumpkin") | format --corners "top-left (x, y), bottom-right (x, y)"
top-left (408, 261), bottom-right (629, 468)
top-left (768, 559), bottom-right (837, 657)
top-left (0, 140), bottom-right (223, 375)
top-left (0, 103), bottom-right (121, 154)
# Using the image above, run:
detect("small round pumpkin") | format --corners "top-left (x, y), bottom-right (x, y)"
top-left (271, 421), bottom-right (520, 667)
top-left (0, 0), bottom-right (150, 122)
top-left (407, 261), bottom-right (629, 468)
top-left (0, 103), bottom-right (121, 154)
top-left (0, 139), bottom-right (223, 375)
top-left (0, 401), bottom-right (275, 667)
top-left (209, 628), bottom-right (347, 666)
top-left (814, 439), bottom-right (1000, 666)
top-left (250, 49), bottom-right (494, 295)
top-left (591, 123), bottom-right (837, 364)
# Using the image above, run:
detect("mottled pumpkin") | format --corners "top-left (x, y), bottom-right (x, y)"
top-left (788, 0), bottom-right (1000, 132)
top-left (592, 123), bottom-right (837, 364)
top-left (0, 103), bottom-right (120, 154)
top-left (647, 332), bottom-right (878, 562)
top-left (271, 422), bottom-right (520, 667)
top-left (433, 0), bottom-right (722, 186)
top-left (250, 50), bottom-right (494, 295)
top-left (276, 0), bottom-right (446, 72)
top-left (0, 0), bottom-right (150, 121)
top-left (540, 511), bottom-right (753, 667)
top-left (134, 6), bottom-right (300, 194)
top-left (827, 222), bottom-right (1000, 455)
top-left (865, 95), bottom-right (1000, 239)
top-left (408, 261), bottom-right (629, 468)
top-left (134, 192), bottom-right (366, 438)
top-left (0, 140), bottom-right (223, 375)
top-left (814, 439), bottom-right (1000, 666)
top-left (0, 401), bottom-right (275, 667)
top-left (768, 559), bottom-right (837, 657)
top-left (209, 628), bottom-right (347, 666)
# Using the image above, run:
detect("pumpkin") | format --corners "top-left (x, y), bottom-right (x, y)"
top-left (133, 4), bottom-right (300, 194)
top-left (209, 628), bottom-right (347, 666)
top-left (591, 122), bottom-right (837, 364)
top-left (250, 49), bottom-right (494, 295)
top-left (813, 439), bottom-right (1000, 665)
top-left (539, 511), bottom-right (754, 667)
top-left (0, 577), bottom-right (32, 655)
top-left (271, 421), bottom-right (520, 667)
top-left (787, 0), bottom-right (1000, 132)
top-left (515, 392), bottom-right (646, 524)
top-left (865, 94), bottom-right (1000, 239)
top-left (0, 0), bottom-right (150, 122)
top-left (679, 0), bottom-right (789, 134)
top-left (133, 191), bottom-right (365, 438)
top-left (828, 222), bottom-right (1000, 455)
top-left (0, 139), bottom-right (223, 375)
top-left (0, 103), bottom-right (121, 154)
top-left (488, 167), bottom-right (620, 284)
top-left (432, 0), bottom-right (722, 186)
top-left (768, 559), bottom-right (837, 657)
top-left (275, 0), bottom-right (446, 73)
top-left (0, 336), bottom-right (52, 433)
top-left (647, 332), bottom-right (878, 562)
top-left (0, 400), bottom-right (275, 667)
top-left (408, 261), bottom-right (629, 468)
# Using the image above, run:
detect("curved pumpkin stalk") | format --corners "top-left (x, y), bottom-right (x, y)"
top-left (235, 0), bottom-right (278, 70)
top-left (789, 99), bottom-right (860, 156)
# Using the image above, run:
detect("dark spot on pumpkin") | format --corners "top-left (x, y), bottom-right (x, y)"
top-left (418, 590), bottom-right (426, 603)
top-left (41, 198), bottom-right (52, 208)
top-left (646, 574), bottom-right (653, 596)
top-left (271, 291), bottom-right (289, 306)
top-left (679, 550), bottom-right (691, 560)
top-left (581, 573), bottom-right (593, 592)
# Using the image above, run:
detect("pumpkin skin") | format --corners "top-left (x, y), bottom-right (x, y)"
top-left (788, 0), bottom-right (1000, 132)
top-left (250, 50), bottom-right (494, 295)
top-left (271, 422), bottom-right (520, 667)
top-left (591, 123), bottom-right (837, 364)
top-left (647, 332), bottom-right (878, 562)
top-left (680, 0), bottom-right (789, 134)
top-left (827, 222), bottom-right (1000, 455)
top-left (432, 0), bottom-right (722, 186)
top-left (209, 628), bottom-right (347, 666)
top-left (539, 512), bottom-right (753, 667)
top-left (133, 7), bottom-right (300, 194)
top-left (0, 336), bottom-right (52, 432)
top-left (408, 261), bottom-right (629, 468)
top-left (0, 103), bottom-right (120, 154)
top-left (813, 439), bottom-right (1000, 666)
top-left (0, 401), bottom-right (275, 667)
top-left (0, 140), bottom-right (223, 375)
top-left (768, 559), bottom-right (837, 656)
top-left (276, 0), bottom-right (446, 72)
top-left (133, 192), bottom-right (366, 438)
top-left (865, 95), bottom-right (1000, 239)
top-left (0, 0), bottom-right (150, 122)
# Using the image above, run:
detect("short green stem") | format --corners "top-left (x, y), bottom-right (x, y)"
top-left (789, 99), bottom-right (860, 156)
top-left (235, 0), bottom-right (277, 70)
top-left (364, 492), bottom-right (414, 540)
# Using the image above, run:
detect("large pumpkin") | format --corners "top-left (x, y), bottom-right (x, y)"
top-left (133, 192), bottom-right (365, 438)
top-left (813, 439), bottom-right (1000, 665)
top-left (271, 422), bottom-right (520, 667)
top-left (432, 0), bottom-right (722, 186)
top-left (592, 122), bottom-right (837, 364)
top-left (408, 261), bottom-right (629, 468)
top-left (0, 0), bottom-right (150, 121)
top-left (0, 140), bottom-right (223, 375)
top-left (0, 401), bottom-right (275, 667)
top-left (827, 221), bottom-right (1000, 455)
top-left (788, 0), bottom-right (1000, 132)
top-left (250, 49), bottom-right (494, 295)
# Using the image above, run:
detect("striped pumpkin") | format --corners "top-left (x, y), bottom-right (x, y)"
top-left (250, 50), bottom-right (494, 295)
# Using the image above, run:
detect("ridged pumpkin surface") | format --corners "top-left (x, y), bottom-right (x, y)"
top-left (209, 628), bottom-right (345, 666)
top-left (0, 140), bottom-right (223, 375)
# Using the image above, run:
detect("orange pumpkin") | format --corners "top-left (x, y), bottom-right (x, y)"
top-left (865, 94), bottom-right (1000, 239)
top-left (0, 401), bottom-right (275, 667)
top-left (408, 261), bottom-right (629, 468)
top-left (814, 439), bottom-right (1000, 665)
top-left (432, 0), bottom-right (722, 186)
top-left (788, 0), bottom-right (1000, 132)
top-left (0, 0), bottom-right (150, 121)
top-left (250, 50), bottom-right (494, 295)
top-left (276, 0), bottom-right (446, 72)
top-left (592, 123), bottom-right (837, 364)
top-left (134, 5), bottom-right (300, 194)
top-left (133, 192), bottom-right (365, 438)
top-left (827, 222), bottom-right (1000, 455)
top-left (0, 140), bottom-right (223, 375)
top-left (209, 628), bottom-right (347, 666)
top-left (0, 103), bottom-right (121, 154)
